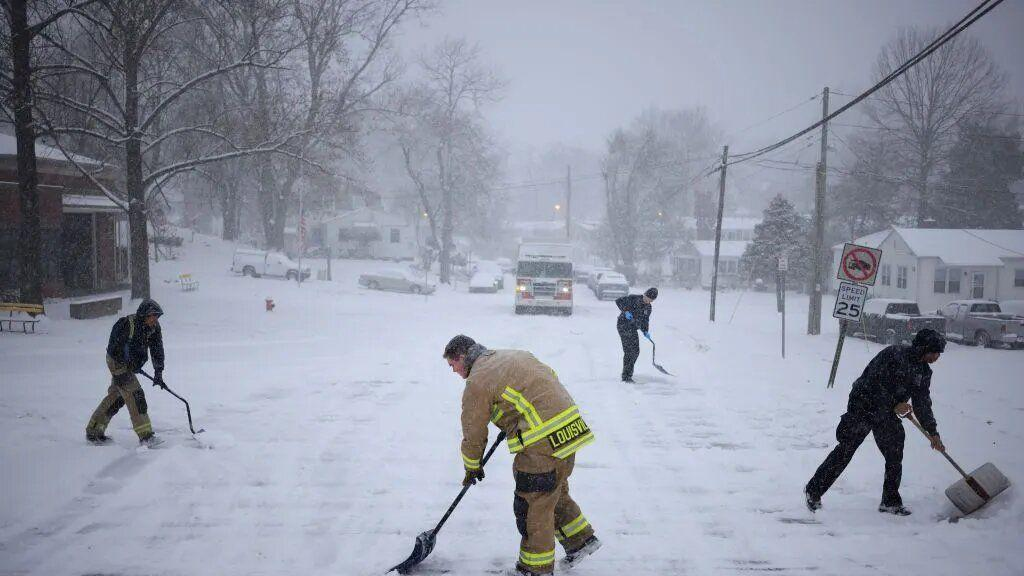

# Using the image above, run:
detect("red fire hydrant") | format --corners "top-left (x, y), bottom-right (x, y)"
top-left (265, 297), bottom-right (275, 312)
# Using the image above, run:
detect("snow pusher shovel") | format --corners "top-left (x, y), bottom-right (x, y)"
top-left (643, 334), bottom-right (672, 376)
top-left (388, 431), bottom-right (507, 574)
top-left (139, 370), bottom-right (205, 435)
top-left (905, 412), bottom-right (1009, 515)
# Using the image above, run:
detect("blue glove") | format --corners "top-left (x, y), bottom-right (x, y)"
top-left (624, 312), bottom-right (634, 321)
top-left (642, 331), bottom-right (651, 340)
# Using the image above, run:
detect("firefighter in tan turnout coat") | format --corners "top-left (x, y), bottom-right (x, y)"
top-left (443, 335), bottom-right (601, 576)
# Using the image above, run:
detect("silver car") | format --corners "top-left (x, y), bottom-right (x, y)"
top-left (358, 268), bottom-right (436, 295)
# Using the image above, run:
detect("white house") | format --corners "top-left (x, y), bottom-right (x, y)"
top-left (316, 207), bottom-right (419, 260)
top-left (831, 227), bottom-right (1024, 313)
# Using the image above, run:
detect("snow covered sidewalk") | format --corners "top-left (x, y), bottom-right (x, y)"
top-left (1, 235), bottom-right (1022, 576)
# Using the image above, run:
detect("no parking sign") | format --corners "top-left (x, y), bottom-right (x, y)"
top-left (837, 243), bottom-right (882, 286)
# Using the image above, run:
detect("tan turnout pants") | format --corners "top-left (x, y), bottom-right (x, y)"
top-left (512, 452), bottom-right (595, 574)
top-left (85, 356), bottom-right (153, 439)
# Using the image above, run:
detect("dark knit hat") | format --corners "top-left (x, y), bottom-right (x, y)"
top-left (912, 328), bottom-right (946, 354)
top-left (443, 334), bottom-right (477, 358)
top-left (644, 287), bottom-right (659, 300)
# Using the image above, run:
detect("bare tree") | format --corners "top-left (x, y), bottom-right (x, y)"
top-left (249, 0), bottom-right (427, 251)
top-left (1, 0), bottom-right (98, 304)
top-left (868, 26), bottom-right (1008, 226)
top-left (394, 38), bottom-right (504, 283)
top-left (28, 0), bottom-right (310, 298)
top-left (600, 108), bottom-right (719, 281)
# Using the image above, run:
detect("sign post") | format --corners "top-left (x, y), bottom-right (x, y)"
top-left (828, 244), bottom-right (882, 388)
top-left (778, 255), bottom-right (788, 359)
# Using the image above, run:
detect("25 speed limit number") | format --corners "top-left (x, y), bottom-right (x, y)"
top-left (833, 281), bottom-right (869, 321)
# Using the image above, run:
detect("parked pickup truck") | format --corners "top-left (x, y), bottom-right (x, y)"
top-left (858, 298), bottom-right (946, 345)
top-left (232, 248), bottom-right (311, 280)
top-left (938, 300), bottom-right (1024, 349)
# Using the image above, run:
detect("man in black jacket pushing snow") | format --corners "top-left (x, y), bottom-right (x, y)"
top-left (804, 328), bottom-right (947, 515)
top-left (615, 287), bottom-right (658, 383)
top-left (85, 299), bottom-right (166, 446)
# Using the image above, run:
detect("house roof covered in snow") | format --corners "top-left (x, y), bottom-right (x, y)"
top-left (837, 227), bottom-right (1024, 267)
top-left (681, 216), bottom-right (760, 231)
top-left (321, 207), bottom-right (408, 228)
top-left (692, 240), bottom-right (750, 258)
top-left (0, 133), bottom-right (103, 166)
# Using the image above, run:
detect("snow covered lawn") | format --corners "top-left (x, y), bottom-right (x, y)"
top-left (2, 234), bottom-right (1022, 576)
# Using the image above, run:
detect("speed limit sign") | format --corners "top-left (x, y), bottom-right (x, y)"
top-left (833, 281), bottom-right (869, 321)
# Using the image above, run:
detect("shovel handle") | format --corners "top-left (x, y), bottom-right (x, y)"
top-left (433, 431), bottom-right (507, 534)
top-left (904, 412), bottom-right (972, 481)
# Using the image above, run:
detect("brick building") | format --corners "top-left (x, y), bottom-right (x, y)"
top-left (0, 134), bottom-right (129, 298)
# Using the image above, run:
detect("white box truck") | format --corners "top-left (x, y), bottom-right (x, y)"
top-left (515, 242), bottom-right (573, 315)
top-left (231, 248), bottom-right (311, 280)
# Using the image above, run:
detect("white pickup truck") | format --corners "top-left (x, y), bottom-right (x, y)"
top-left (231, 248), bottom-right (311, 280)
top-left (939, 300), bottom-right (1024, 349)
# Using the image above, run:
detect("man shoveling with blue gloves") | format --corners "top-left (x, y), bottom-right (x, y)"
top-left (615, 287), bottom-right (660, 382)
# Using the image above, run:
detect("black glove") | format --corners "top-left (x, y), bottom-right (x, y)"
top-left (463, 468), bottom-right (485, 487)
top-left (153, 370), bottom-right (167, 390)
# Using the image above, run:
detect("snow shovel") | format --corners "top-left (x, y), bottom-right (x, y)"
top-left (139, 370), bottom-right (205, 435)
top-left (388, 431), bottom-right (507, 574)
top-left (643, 333), bottom-right (672, 376)
top-left (905, 412), bottom-right (1010, 515)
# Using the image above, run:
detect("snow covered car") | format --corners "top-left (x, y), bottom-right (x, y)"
top-left (586, 268), bottom-right (615, 294)
top-left (857, 298), bottom-right (945, 345)
top-left (938, 300), bottom-right (1024, 349)
top-left (358, 269), bottom-right (435, 295)
top-left (471, 261), bottom-right (504, 290)
top-left (469, 270), bottom-right (501, 293)
top-left (232, 248), bottom-right (311, 280)
top-left (594, 272), bottom-right (630, 300)
top-left (999, 300), bottom-right (1024, 317)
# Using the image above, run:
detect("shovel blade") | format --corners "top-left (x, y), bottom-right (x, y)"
top-left (653, 362), bottom-right (672, 376)
top-left (389, 529), bottom-right (437, 574)
top-left (944, 462), bottom-right (1011, 515)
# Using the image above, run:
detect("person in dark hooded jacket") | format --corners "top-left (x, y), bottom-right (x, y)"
top-left (804, 328), bottom-right (947, 516)
top-left (615, 287), bottom-right (658, 382)
top-left (86, 299), bottom-right (166, 445)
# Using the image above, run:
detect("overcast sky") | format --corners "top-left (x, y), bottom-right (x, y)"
top-left (398, 0), bottom-right (1024, 156)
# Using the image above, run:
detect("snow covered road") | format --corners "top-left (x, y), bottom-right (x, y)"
top-left (2, 235), bottom-right (1022, 576)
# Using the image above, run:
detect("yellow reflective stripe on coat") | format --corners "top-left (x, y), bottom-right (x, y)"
top-left (519, 548), bottom-right (555, 567)
top-left (501, 387), bottom-right (543, 428)
top-left (508, 405), bottom-right (581, 450)
top-left (490, 404), bottom-right (504, 425)
top-left (552, 429), bottom-right (595, 459)
top-left (134, 422), bottom-right (152, 435)
top-left (128, 314), bottom-right (136, 339)
top-left (461, 451), bottom-right (481, 470)
top-left (556, 513), bottom-right (590, 541)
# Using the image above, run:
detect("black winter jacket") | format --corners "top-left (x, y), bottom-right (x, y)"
top-left (106, 300), bottom-right (165, 373)
top-left (849, 344), bottom-right (938, 435)
top-left (615, 294), bottom-right (652, 333)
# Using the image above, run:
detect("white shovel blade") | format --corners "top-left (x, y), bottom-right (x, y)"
top-left (945, 462), bottom-right (1011, 515)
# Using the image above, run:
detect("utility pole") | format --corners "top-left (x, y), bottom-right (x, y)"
top-left (566, 165), bottom-right (572, 241)
top-left (808, 87), bottom-right (829, 335)
top-left (710, 145), bottom-right (728, 322)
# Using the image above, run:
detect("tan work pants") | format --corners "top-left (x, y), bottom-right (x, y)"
top-left (512, 452), bottom-right (595, 574)
top-left (85, 356), bottom-right (153, 439)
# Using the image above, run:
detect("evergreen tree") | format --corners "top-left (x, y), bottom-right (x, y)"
top-left (934, 120), bottom-right (1023, 229)
top-left (741, 195), bottom-right (812, 285)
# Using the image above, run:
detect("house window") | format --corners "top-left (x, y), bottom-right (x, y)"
top-left (934, 267), bottom-right (946, 293)
top-left (947, 268), bottom-right (960, 293)
top-left (390, 228), bottom-right (400, 244)
top-left (1016, 269), bottom-right (1024, 288)
top-left (897, 266), bottom-right (907, 289)
top-left (880, 264), bottom-right (891, 287)
top-left (933, 267), bottom-right (960, 293)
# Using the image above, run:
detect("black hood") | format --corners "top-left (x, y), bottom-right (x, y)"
top-left (137, 298), bottom-right (164, 318)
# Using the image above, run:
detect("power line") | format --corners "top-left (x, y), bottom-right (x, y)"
top-left (716, 0), bottom-right (1006, 171)
top-left (723, 92), bottom-right (820, 142)
top-left (831, 121), bottom-right (1023, 141)
top-left (830, 90), bottom-right (1024, 119)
